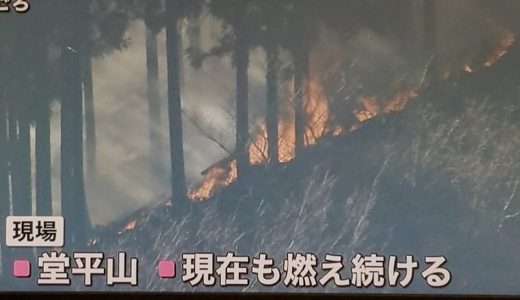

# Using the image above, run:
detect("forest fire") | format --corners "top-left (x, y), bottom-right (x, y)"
top-left (188, 77), bottom-right (420, 201)
top-left (187, 27), bottom-right (513, 202)
top-left (188, 75), bottom-right (332, 200)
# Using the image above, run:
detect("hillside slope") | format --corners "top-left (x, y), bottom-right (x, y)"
top-left (88, 46), bottom-right (520, 295)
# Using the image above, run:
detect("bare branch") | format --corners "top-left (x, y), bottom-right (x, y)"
top-left (182, 108), bottom-right (233, 156)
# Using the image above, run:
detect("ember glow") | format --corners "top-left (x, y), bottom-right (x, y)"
top-left (118, 219), bottom-right (138, 235)
top-left (463, 29), bottom-right (516, 73)
top-left (483, 30), bottom-right (516, 68)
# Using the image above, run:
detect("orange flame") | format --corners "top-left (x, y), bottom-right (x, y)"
top-left (188, 160), bottom-right (237, 201)
top-left (188, 39), bottom-right (422, 201)
top-left (188, 82), bottom-right (421, 200)
top-left (463, 30), bottom-right (516, 73)
top-left (248, 76), bottom-right (331, 165)
top-left (483, 30), bottom-right (515, 68)
top-left (188, 75), bottom-right (333, 200)
top-left (354, 96), bottom-right (379, 122)
top-left (118, 219), bottom-right (138, 235)
top-left (384, 87), bottom-right (420, 113)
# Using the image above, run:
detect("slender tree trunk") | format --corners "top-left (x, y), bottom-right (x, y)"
top-left (7, 100), bottom-right (35, 274)
top-left (234, 13), bottom-right (250, 178)
top-left (78, 0), bottom-right (92, 244)
top-left (35, 30), bottom-right (52, 216)
top-left (0, 26), bottom-right (12, 278)
top-left (7, 102), bottom-right (19, 209)
top-left (10, 106), bottom-right (34, 278)
top-left (61, 48), bottom-right (76, 247)
top-left (13, 110), bottom-right (31, 217)
top-left (0, 100), bottom-right (11, 278)
top-left (166, 0), bottom-right (187, 208)
top-left (36, 96), bottom-right (52, 216)
top-left (61, 45), bottom-right (91, 247)
top-left (61, 1), bottom-right (92, 247)
top-left (265, 42), bottom-right (279, 165)
top-left (145, 25), bottom-right (162, 174)
top-left (293, 45), bottom-right (309, 158)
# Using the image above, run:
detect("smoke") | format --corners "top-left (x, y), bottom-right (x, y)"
top-left (47, 1), bottom-right (519, 226)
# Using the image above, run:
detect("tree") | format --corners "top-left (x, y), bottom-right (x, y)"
top-left (0, 15), bottom-right (11, 279)
top-left (265, 37), bottom-right (280, 165)
top-left (8, 14), bottom-right (33, 220)
top-left (255, 0), bottom-right (288, 165)
top-left (144, 0), bottom-right (165, 175)
top-left (0, 6), bottom-right (43, 275)
top-left (233, 4), bottom-right (251, 178)
top-left (59, 0), bottom-right (92, 247)
top-left (287, 1), bottom-right (315, 158)
top-left (205, 0), bottom-right (258, 178)
top-left (166, 0), bottom-right (188, 208)
top-left (53, 0), bottom-right (132, 246)
top-left (34, 1), bottom-right (54, 217)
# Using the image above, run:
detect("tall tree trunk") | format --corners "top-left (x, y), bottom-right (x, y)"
top-left (60, 49), bottom-right (74, 246)
top-left (166, 0), bottom-right (187, 208)
top-left (293, 45), bottom-right (309, 158)
top-left (7, 102), bottom-right (19, 208)
top-left (35, 90), bottom-right (52, 216)
top-left (265, 41), bottom-right (279, 165)
top-left (61, 46), bottom-right (90, 248)
top-left (0, 100), bottom-right (11, 278)
top-left (61, 1), bottom-right (92, 247)
top-left (145, 23), bottom-right (162, 174)
top-left (35, 23), bottom-right (52, 217)
top-left (78, 0), bottom-right (92, 244)
top-left (234, 13), bottom-right (250, 178)
top-left (7, 100), bottom-right (35, 274)
top-left (0, 23), bottom-right (12, 278)
top-left (12, 109), bottom-right (32, 217)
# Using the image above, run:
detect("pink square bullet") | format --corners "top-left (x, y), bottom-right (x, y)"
top-left (13, 260), bottom-right (31, 278)
top-left (158, 260), bottom-right (176, 278)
